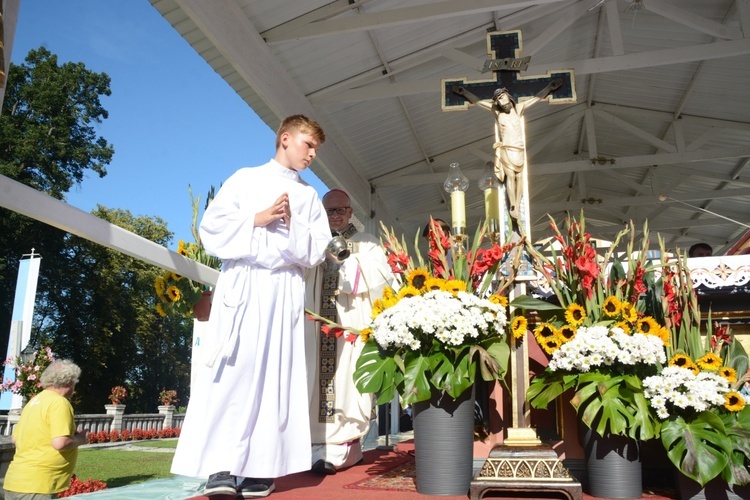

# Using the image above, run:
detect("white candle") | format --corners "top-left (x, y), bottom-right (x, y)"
top-left (451, 190), bottom-right (466, 229)
top-left (484, 188), bottom-right (499, 226)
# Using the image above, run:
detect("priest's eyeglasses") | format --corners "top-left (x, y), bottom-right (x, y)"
top-left (325, 207), bottom-right (350, 216)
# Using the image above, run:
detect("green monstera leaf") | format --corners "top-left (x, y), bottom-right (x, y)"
top-left (720, 406), bottom-right (750, 485)
top-left (399, 350), bottom-right (432, 405)
top-left (527, 370), bottom-right (577, 410)
top-left (661, 411), bottom-right (733, 487)
top-left (353, 341), bottom-right (399, 405)
top-left (572, 373), bottom-right (659, 441)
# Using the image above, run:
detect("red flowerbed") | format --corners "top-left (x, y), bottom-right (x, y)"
top-left (85, 426), bottom-right (181, 443)
top-left (58, 475), bottom-right (108, 497)
top-left (56, 427), bottom-right (183, 497)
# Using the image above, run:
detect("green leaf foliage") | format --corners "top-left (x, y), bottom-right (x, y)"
top-left (661, 411), bottom-right (732, 486)
top-left (353, 341), bottom-right (399, 405)
top-left (720, 406), bottom-right (750, 485)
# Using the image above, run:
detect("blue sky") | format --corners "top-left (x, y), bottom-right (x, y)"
top-left (10, 0), bottom-right (328, 246)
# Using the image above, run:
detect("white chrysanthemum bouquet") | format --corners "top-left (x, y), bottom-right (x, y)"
top-left (370, 290), bottom-right (506, 351)
top-left (547, 325), bottom-right (666, 373)
top-left (643, 366), bottom-right (742, 419)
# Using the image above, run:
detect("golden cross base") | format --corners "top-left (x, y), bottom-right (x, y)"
top-left (469, 443), bottom-right (582, 500)
top-left (504, 427), bottom-right (542, 446)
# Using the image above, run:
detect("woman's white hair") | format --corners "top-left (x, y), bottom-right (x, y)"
top-left (40, 359), bottom-right (81, 389)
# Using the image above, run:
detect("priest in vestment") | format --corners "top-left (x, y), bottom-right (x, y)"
top-left (305, 189), bottom-right (396, 474)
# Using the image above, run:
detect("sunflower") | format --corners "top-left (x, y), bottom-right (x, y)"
top-left (178, 239), bottom-right (188, 256)
top-left (669, 354), bottom-right (699, 375)
top-left (359, 327), bottom-right (373, 343)
top-left (557, 325), bottom-right (576, 344)
top-left (154, 276), bottom-right (166, 296)
top-left (156, 303), bottom-right (168, 317)
top-left (382, 286), bottom-right (396, 300)
top-left (511, 316), bottom-right (528, 339)
top-left (620, 301), bottom-right (637, 323)
top-left (383, 296), bottom-right (399, 309)
top-left (655, 326), bottom-right (670, 346)
top-left (724, 391), bottom-right (746, 412)
top-left (406, 268), bottom-right (430, 291)
top-left (719, 366), bottom-right (738, 383)
top-left (696, 352), bottom-right (723, 371)
top-left (397, 286), bottom-right (422, 300)
top-left (371, 299), bottom-right (385, 319)
top-left (166, 285), bottom-right (182, 302)
top-left (488, 294), bottom-right (508, 307)
top-left (424, 277), bottom-right (445, 291)
top-left (534, 323), bottom-right (558, 346)
top-left (564, 304), bottom-right (586, 327)
top-left (636, 316), bottom-right (660, 336)
top-left (669, 353), bottom-right (693, 368)
top-left (444, 279), bottom-right (467, 295)
top-left (540, 337), bottom-right (562, 355)
top-left (614, 321), bottom-right (632, 334)
top-left (602, 296), bottom-right (621, 317)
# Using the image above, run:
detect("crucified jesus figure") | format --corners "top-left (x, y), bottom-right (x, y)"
top-left (452, 79), bottom-right (562, 221)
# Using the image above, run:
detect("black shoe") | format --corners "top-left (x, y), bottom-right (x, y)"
top-left (237, 478), bottom-right (275, 498)
top-left (311, 459), bottom-right (336, 476)
top-left (204, 471), bottom-right (237, 496)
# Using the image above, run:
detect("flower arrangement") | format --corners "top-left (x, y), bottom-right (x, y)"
top-left (1, 346), bottom-right (55, 401)
top-left (522, 211), bottom-right (750, 488)
top-left (159, 389), bottom-right (178, 407)
top-left (640, 246), bottom-right (750, 487)
top-left (154, 186), bottom-right (220, 318)
top-left (523, 212), bottom-right (669, 440)
top-left (307, 220), bottom-right (519, 406)
top-left (108, 385), bottom-right (127, 405)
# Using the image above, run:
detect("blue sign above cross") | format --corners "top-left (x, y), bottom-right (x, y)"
top-left (442, 30), bottom-right (575, 108)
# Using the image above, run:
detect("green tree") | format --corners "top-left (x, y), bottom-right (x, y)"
top-left (0, 46), bottom-right (113, 195)
top-left (38, 206), bottom-right (192, 413)
top-left (0, 47), bottom-right (193, 413)
top-left (0, 46), bottom-right (113, 364)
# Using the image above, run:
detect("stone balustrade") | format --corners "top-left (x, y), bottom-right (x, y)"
top-left (0, 408), bottom-right (185, 436)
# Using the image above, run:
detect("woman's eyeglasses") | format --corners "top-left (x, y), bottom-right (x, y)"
top-left (325, 207), bottom-right (350, 216)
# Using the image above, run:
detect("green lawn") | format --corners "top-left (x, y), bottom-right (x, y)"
top-left (130, 439), bottom-right (179, 449)
top-left (74, 440), bottom-right (178, 489)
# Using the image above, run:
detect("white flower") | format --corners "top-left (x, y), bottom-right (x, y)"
top-left (370, 290), bottom-right (507, 350)
top-left (642, 366), bottom-right (731, 419)
top-left (547, 325), bottom-right (665, 372)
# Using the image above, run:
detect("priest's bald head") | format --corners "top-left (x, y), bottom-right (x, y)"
top-left (322, 189), bottom-right (352, 233)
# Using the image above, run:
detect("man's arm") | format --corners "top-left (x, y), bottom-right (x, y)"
top-left (452, 86), bottom-right (492, 110)
top-left (518, 79), bottom-right (564, 113)
top-left (536, 78), bottom-right (562, 99)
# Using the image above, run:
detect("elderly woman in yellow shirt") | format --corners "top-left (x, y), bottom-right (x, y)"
top-left (3, 359), bottom-right (88, 500)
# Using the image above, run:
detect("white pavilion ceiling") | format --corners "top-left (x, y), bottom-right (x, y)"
top-left (150, 0), bottom-right (750, 254)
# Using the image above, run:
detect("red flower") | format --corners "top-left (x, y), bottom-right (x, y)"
top-left (631, 262), bottom-right (646, 302)
top-left (711, 324), bottom-right (732, 350)
top-left (57, 476), bottom-right (108, 497)
top-left (321, 325), bottom-right (346, 338)
top-left (386, 251), bottom-right (409, 274)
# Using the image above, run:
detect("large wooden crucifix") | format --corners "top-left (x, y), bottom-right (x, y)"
top-left (443, 30), bottom-right (575, 237)
top-left (442, 31), bottom-right (581, 499)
